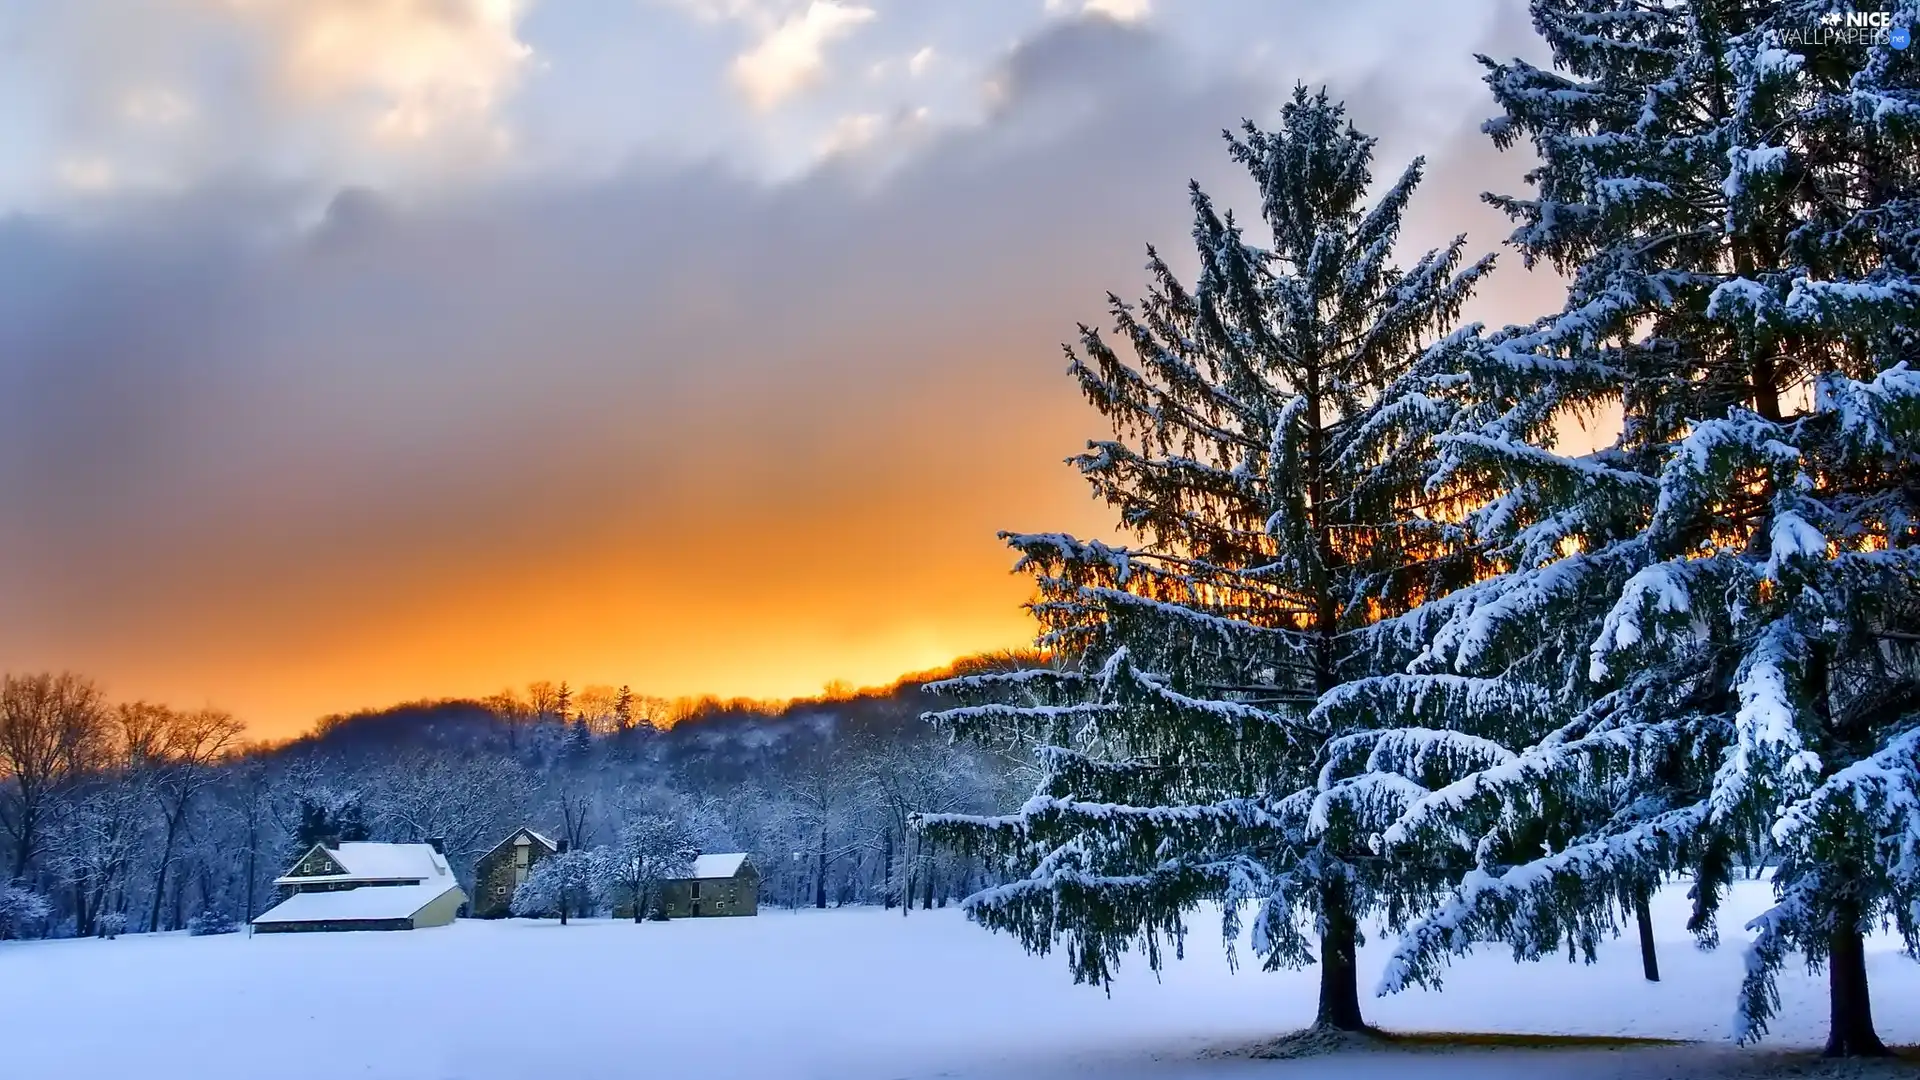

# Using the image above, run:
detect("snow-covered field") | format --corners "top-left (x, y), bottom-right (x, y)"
top-left (4, 881), bottom-right (1915, 1080)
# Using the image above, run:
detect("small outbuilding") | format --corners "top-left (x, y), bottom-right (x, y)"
top-left (659, 853), bottom-right (759, 918)
top-left (252, 840), bottom-right (466, 933)
top-left (471, 827), bottom-right (562, 918)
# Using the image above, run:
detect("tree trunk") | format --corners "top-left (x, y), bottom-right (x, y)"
top-left (1635, 888), bottom-right (1660, 982)
top-left (902, 833), bottom-right (914, 918)
top-left (1315, 879), bottom-right (1367, 1031)
top-left (73, 878), bottom-right (94, 939)
top-left (881, 829), bottom-right (895, 910)
top-left (1824, 901), bottom-right (1888, 1057)
top-left (10, 793), bottom-right (42, 881)
top-left (150, 811), bottom-right (182, 933)
top-left (814, 826), bottom-right (829, 910)
top-left (633, 883), bottom-right (646, 923)
top-left (921, 864), bottom-right (934, 910)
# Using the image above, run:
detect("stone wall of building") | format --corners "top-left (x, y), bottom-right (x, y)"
top-left (472, 831), bottom-right (556, 918)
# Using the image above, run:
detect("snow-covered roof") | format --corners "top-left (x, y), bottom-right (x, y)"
top-left (687, 853), bottom-right (749, 880)
top-left (252, 881), bottom-right (463, 925)
top-left (274, 842), bottom-right (453, 886)
top-left (478, 827), bottom-right (559, 864)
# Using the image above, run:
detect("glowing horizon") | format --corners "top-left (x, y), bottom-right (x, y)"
top-left (0, 1), bottom-right (1556, 740)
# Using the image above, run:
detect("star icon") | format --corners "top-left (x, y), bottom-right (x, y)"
top-left (1822, 10), bottom-right (1843, 25)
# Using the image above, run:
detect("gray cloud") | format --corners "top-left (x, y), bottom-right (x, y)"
top-left (0, 10), bottom-right (1550, 725)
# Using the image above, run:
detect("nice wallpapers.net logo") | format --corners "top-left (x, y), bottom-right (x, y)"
top-left (1784, 9), bottom-right (1912, 49)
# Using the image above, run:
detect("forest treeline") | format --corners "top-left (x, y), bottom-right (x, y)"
top-left (0, 654), bottom-right (1039, 939)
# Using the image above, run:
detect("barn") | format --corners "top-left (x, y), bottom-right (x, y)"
top-left (660, 853), bottom-right (760, 918)
top-left (611, 853), bottom-right (760, 920)
top-left (251, 840), bottom-right (467, 933)
top-left (471, 827), bottom-right (562, 918)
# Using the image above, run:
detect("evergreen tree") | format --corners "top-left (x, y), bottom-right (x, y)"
top-left (615, 685), bottom-right (635, 731)
top-left (1367, 0), bottom-right (1920, 1056)
top-left (564, 719), bottom-right (593, 761)
top-left (292, 790), bottom-right (369, 850)
top-left (919, 88), bottom-right (1491, 1031)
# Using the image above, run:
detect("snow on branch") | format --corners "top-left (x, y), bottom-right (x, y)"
top-left (1816, 363), bottom-right (1920, 460)
top-left (1650, 413), bottom-right (1799, 537)
top-left (1589, 561), bottom-right (1695, 681)
top-left (1378, 803), bottom-right (1707, 996)
top-left (1312, 674), bottom-right (1549, 737)
top-left (1771, 727), bottom-right (1920, 855)
top-left (1707, 626), bottom-right (1823, 828)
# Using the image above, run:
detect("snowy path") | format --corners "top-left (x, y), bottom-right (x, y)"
top-left (1, 881), bottom-right (1914, 1080)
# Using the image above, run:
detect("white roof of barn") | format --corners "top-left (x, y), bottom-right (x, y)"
top-left (274, 842), bottom-right (453, 886)
top-left (688, 853), bottom-right (749, 880)
top-left (251, 881), bottom-right (463, 925)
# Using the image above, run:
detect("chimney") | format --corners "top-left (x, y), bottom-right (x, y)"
top-left (425, 837), bottom-right (446, 855)
top-left (557, 839), bottom-right (571, 854)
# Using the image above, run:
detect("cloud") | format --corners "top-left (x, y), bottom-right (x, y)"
top-left (0, 7), bottom-right (1538, 731)
top-left (56, 158), bottom-right (116, 192)
top-left (1, 0), bottom-right (537, 209)
top-left (730, 0), bottom-right (877, 111)
top-left (231, 0), bottom-right (534, 146)
top-left (908, 45), bottom-right (936, 77)
top-left (817, 111), bottom-right (883, 155)
top-left (1083, 0), bottom-right (1152, 21)
top-left (1046, 0), bottom-right (1152, 22)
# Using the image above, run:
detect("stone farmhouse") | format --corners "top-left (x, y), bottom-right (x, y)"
top-left (471, 827), bottom-right (563, 918)
top-left (617, 853), bottom-right (760, 919)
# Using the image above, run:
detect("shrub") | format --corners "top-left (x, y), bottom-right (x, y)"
top-left (188, 909), bottom-right (240, 936)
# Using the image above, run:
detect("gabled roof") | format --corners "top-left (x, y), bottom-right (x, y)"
top-left (251, 881), bottom-right (464, 925)
top-left (477, 827), bottom-right (559, 865)
top-left (274, 842), bottom-right (452, 887)
top-left (686, 853), bottom-right (750, 880)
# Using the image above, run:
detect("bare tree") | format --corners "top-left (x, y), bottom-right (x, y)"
top-left (44, 773), bottom-right (147, 937)
top-left (135, 706), bottom-right (244, 931)
top-left (861, 738), bottom-right (992, 912)
top-left (510, 846), bottom-right (598, 924)
top-left (0, 673), bottom-right (110, 877)
top-left (783, 742), bottom-right (870, 909)
top-left (548, 782), bottom-right (599, 851)
top-left (364, 751), bottom-right (530, 871)
top-left (525, 681), bottom-right (563, 723)
top-left (573, 685), bottom-right (627, 734)
top-left (597, 813), bottom-right (697, 922)
top-left (213, 757), bottom-right (279, 922)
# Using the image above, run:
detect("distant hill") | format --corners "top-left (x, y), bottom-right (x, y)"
top-left (267, 649), bottom-right (1049, 777)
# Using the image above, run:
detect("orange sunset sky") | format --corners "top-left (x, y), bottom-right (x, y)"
top-left (0, 0), bottom-right (1564, 737)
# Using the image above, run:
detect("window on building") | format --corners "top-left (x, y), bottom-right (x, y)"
top-left (689, 881), bottom-right (701, 900)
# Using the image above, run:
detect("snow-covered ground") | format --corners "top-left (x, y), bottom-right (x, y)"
top-left (3, 881), bottom-right (1914, 1080)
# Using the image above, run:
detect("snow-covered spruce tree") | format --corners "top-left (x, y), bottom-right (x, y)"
top-left (918, 87), bottom-right (1492, 1032)
top-left (1366, 0), bottom-right (1920, 1056)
